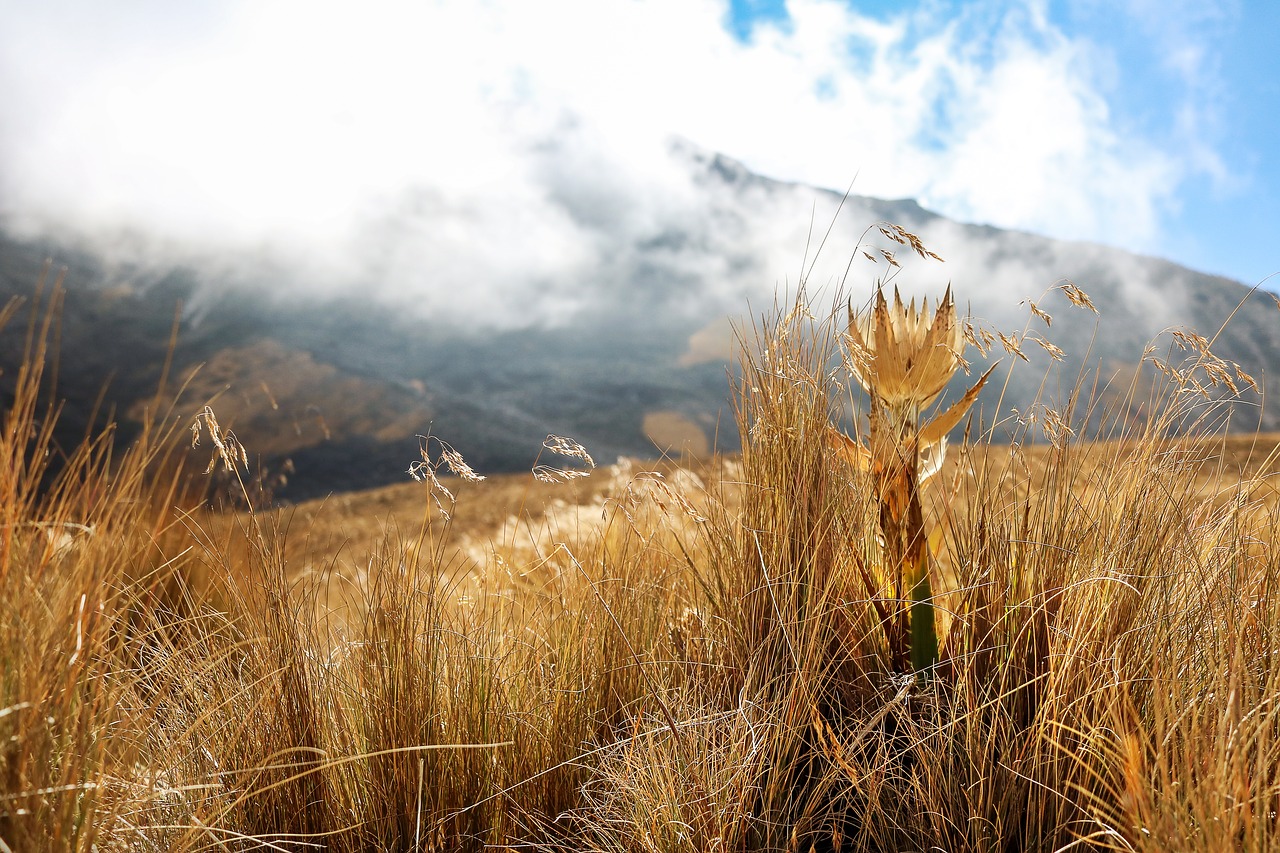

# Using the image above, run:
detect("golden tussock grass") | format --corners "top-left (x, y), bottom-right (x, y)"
top-left (3, 241), bottom-right (1280, 852)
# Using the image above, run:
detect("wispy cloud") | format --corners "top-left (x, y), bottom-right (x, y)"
top-left (0, 0), bottom-right (1228, 325)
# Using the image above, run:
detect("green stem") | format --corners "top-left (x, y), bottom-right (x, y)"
top-left (909, 558), bottom-right (938, 675)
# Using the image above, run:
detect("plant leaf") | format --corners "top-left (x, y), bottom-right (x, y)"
top-left (919, 363), bottom-right (997, 447)
top-left (909, 554), bottom-right (938, 674)
top-left (825, 426), bottom-right (870, 471)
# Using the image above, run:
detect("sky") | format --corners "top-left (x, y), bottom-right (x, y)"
top-left (0, 0), bottom-right (1275, 323)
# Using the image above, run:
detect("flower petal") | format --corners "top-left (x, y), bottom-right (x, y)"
top-left (919, 363), bottom-right (997, 447)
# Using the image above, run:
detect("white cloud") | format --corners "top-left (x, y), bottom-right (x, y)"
top-left (0, 0), bottom-right (1217, 325)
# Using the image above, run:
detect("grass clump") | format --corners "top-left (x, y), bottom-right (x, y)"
top-left (3, 239), bottom-right (1280, 851)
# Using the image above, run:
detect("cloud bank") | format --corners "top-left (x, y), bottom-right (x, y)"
top-left (0, 0), bottom-right (1218, 326)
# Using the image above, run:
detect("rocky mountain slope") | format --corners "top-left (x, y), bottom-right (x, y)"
top-left (1, 145), bottom-right (1274, 500)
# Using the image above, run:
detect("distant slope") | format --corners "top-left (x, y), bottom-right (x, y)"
top-left (1, 143), bottom-right (1274, 499)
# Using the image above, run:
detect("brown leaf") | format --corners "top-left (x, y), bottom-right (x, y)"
top-left (919, 363), bottom-right (997, 447)
top-left (825, 426), bottom-right (870, 472)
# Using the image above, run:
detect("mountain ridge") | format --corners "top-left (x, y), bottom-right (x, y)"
top-left (1, 143), bottom-right (1274, 500)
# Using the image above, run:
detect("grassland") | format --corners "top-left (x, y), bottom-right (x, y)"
top-left (3, 262), bottom-right (1280, 852)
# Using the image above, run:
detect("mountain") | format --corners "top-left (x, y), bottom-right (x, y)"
top-left (1, 144), bottom-right (1274, 500)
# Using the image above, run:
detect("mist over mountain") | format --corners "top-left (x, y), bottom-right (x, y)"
top-left (1, 142), bottom-right (1274, 500)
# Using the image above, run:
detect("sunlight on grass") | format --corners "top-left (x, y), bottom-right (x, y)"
top-left (3, 235), bottom-right (1279, 851)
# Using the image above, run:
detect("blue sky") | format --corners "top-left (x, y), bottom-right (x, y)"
top-left (0, 0), bottom-right (1275, 301)
top-left (724, 0), bottom-right (1279, 288)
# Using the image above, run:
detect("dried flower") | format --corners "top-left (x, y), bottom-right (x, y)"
top-left (840, 287), bottom-right (995, 466)
top-left (845, 288), bottom-right (964, 410)
top-left (830, 286), bottom-right (994, 674)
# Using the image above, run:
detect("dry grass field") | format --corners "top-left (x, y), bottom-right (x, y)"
top-left (4, 258), bottom-right (1280, 851)
top-left (203, 430), bottom-right (1280, 617)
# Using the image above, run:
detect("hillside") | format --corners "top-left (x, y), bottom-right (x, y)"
top-left (1, 143), bottom-right (1275, 500)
